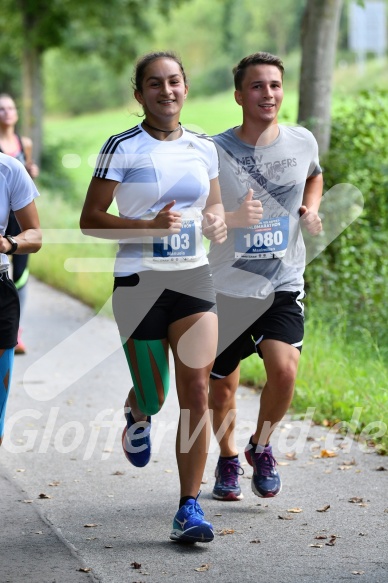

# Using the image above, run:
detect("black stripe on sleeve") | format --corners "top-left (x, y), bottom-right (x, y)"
top-left (94, 126), bottom-right (142, 179)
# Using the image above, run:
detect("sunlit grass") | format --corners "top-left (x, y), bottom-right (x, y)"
top-left (240, 312), bottom-right (388, 450)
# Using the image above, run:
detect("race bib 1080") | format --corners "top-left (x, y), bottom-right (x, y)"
top-left (234, 216), bottom-right (289, 259)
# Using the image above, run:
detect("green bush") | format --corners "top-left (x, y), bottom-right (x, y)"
top-left (39, 139), bottom-right (76, 201)
top-left (305, 90), bottom-right (388, 356)
top-left (188, 59), bottom-right (234, 97)
top-left (44, 48), bottom-right (130, 115)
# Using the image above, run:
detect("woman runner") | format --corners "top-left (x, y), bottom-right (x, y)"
top-left (80, 51), bottom-right (227, 543)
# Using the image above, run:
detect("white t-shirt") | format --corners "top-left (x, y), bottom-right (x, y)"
top-left (93, 124), bottom-right (219, 276)
top-left (0, 153), bottom-right (40, 272)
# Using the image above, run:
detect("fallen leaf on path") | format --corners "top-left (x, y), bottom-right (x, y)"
top-left (315, 535), bottom-right (328, 540)
top-left (338, 465), bottom-right (353, 471)
top-left (194, 564), bottom-right (210, 572)
top-left (311, 443), bottom-right (321, 451)
top-left (287, 507), bottom-right (303, 513)
top-left (325, 535), bottom-right (338, 546)
top-left (164, 469), bottom-right (173, 473)
top-left (111, 471), bottom-right (125, 476)
top-left (286, 452), bottom-right (297, 460)
top-left (250, 539), bottom-right (261, 543)
top-left (278, 514), bottom-right (293, 520)
top-left (78, 567), bottom-right (91, 572)
top-left (131, 561), bottom-right (141, 569)
top-left (277, 461), bottom-right (290, 466)
top-left (341, 458), bottom-right (356, 466)
top-left (35, 531), bottom-right (43, 535)
top-left (104, 545), bottom-right (113, 548)
top-left (22, 500), bottom-right (33, 504)
top-left (348, 497), bottom-right (364, 504)
top-left (320, 449), bottom-right (338, 458)
top-left (375, 466), bottom-right (386, 471)
top-left (352, 571), bottom-right (365, 575)
top-left (217, 529), bottom-right (235, 535)
top-left (48, 481), bottom-right (60, 487)
top-left (38, 493), bottom-right (51, 499)
top-left (316, 505), bottom-right (330, 512)
top-left (84, 524), bottom-right (99, 528)
top-left (16, 468), bottom-right (25, 472)
top-left (322, 418), bottom-right (341, 427)
top-left (309, 544), bottom-right (323, 548)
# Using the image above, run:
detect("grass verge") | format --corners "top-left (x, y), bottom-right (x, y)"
top-left (240, 312), bottom-right (388, 452)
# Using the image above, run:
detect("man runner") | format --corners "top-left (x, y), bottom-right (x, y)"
top-left (208, 52), bottom-right (323, 501)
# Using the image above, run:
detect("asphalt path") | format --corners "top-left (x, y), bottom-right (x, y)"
top-left (1, 277), bottom-right (387, 583)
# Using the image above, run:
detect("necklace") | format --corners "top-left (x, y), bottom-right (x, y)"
top-left (142, 120), bottom-right (181, 134)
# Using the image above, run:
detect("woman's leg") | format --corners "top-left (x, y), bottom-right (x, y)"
top-left (6, 211), bottom-right (28, 353)
top-left (122, 337), bottom-right (169, 421)
top-left (0, 348), bottom-right (15, 445)
top-left (120, 337), bottom-right (170, 468)
top-left (168, 311), bottom-right (218, 498)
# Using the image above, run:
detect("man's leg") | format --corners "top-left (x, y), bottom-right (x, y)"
top-left (208, 305), bottom-right (257, 502)
top-left (209, 367), bottom-right (246, 501)
top-left (253, 339), bottom-right (300, 445)
top-left (245, 339), bottom-right (300, 498)
top-left (209, 367), bottom-right (240, 457)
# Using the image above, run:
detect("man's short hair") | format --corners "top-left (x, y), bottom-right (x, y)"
top-left (233, 52), bottom-right (284, 90)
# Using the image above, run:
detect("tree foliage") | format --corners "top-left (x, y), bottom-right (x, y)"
top-left (0, 0), bottom-right (188, 160)
top-left (305, 90), bottom-right (388, 353)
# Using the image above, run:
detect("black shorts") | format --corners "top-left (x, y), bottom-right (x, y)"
top-left (6, 211), bottom-right (28, 286)
top-left (112, 264), bottom-right (216, 340)
top-left (0, 271), bottom-right (20, 349)
top-left (210, 291), bottom-right (305, 379)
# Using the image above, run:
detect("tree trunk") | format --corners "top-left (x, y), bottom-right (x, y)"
top-left (20, 3), bottom-right (44, 166)
top-left (298, 0), bottom-right (343, 155)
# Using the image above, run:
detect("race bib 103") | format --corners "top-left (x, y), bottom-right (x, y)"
top-left (143, 214), bottom-right (204, 270)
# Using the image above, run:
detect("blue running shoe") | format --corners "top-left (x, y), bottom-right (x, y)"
top-left (122, 409), bottom-right (151, 468)
top-left (170, 496), bottom-right (214, 544)
top-left (244, 442), bottom-right (282, 498)
top-left (212, 457), bottom-right (244, 501)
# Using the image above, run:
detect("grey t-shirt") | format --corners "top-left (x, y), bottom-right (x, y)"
top-left (208, 125), bottom-right (322, 298)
